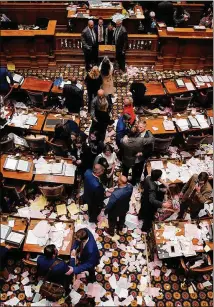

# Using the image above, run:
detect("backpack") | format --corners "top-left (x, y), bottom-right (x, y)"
top-left (39, 260), bottom-right (65, 301)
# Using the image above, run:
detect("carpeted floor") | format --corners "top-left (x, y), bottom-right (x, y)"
top-left (0, 64), bottom-right (213, 307)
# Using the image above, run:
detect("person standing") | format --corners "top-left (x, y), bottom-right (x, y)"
top-left (113, 19), bottom-right (128, 72)
top-left (0, 67), bottom-right (13, 94)
top-left (81, 20), bottom-right (98, 71)
top-left (85, 66), bottom-right (102, 113)
top-left (105, 23), bottom-right (115, 45)
top-left (95, 17), bottom-right (105, 45)
top-left (66, 228), bottom-right (100, 283)
top-left (63, 77), bottom-right (83, 113)
top-left (83, 164), bottom-right (105, 223)
top-left (90, 89), bottom-right (112, 141)
top-left (104, 175), bottom-right (133, 236)
top-left (139, 170), bottom-right (172, 232)
top-left (99, 56), bottom-right (115, 96)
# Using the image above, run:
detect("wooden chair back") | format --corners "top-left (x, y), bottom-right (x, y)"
top-left (172, 96), bottom-right (192, 113)
top-left (39, 184), bottom-right (64, 199)
top-left (153, 137), bottom-right (173, 154)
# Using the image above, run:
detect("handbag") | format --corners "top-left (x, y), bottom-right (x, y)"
top-left (39, 259), bottom-right (65, 301)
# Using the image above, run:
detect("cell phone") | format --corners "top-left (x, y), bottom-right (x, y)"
top-left (171, 246), bottom-right (175, 253)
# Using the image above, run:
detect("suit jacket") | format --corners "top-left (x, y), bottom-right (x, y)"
top-left (83, 169), bottom-right (105, 207)
top-left (81, 27), bottom-right (97, 53)
top-left (181, 174), bottom-right (212, 205)
top-left (105, 184), bottom-right (133, 218)
top-left (70, 228), bottom-right (100, 274)
top-left (113, 26), bottom-right (128, 53)
top-left (94, 25), bottom-right (106, 42)
top-left (37, 256), bottom-right (69, 285)
top-left (63, 84), bottom-right (83, 113)
top-left (116, 116), bottom-right (131, 146)
top-left (141, 176), bottom-right (163, 215)
top-left (0, 67), bottom-right (13, 92)
top-left (120, 135), bottom-right (154, 168)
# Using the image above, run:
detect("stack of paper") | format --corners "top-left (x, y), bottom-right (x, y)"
top-left (150, 160), bottom-right (164, 170)
top-left (163, 120), bottom-right (175, 131)
top-left (176, 118), bottom-right (189, 131)
top-left (195, 114), bottom-right (210, 129)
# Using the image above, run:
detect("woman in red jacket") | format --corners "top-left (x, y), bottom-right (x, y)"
top-left (122, 96), bottom-right (136, 125)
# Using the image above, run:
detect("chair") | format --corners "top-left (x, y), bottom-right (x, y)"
top-left (198, 89), bottom-right (213, 107)
top-left (180, 254), bottom-right (213, 279)
top-left (39, 184), bottom-right (64, 199)
top-left (25, 135), bottom-right (47, 153)
top-left (184, 135), bottom-right (205, 150)
top-left (0, 137), bottom-right (14, 153)
top-left (1, 87), bottom-right (13, 103)
top-left (3, 180), bottom-right (26, 204)
top-left (171, 96), bottom-right (192, 113)
top-left (201, 135), bottom-right (213, 145)
top-left (46, 140), bottom-right (67, 157)
top-left (27, 90), bottom-right (46, 107)
top-left (153, 137), bottom-right (173, 155)
top-left (22, 253), bottom-right (37, 267)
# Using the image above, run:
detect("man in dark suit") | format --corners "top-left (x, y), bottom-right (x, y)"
top-left (83, 164), bottom-right (105, 223)
top-left (0, 67), bottom-right (13, 94)
top-left (94, 17), bottom-right (105, 45)
top-left (63, 77), bottom-right (83, 113)
top-left (66, 228), bottom-right (100, 282)
top-left (105, 175), bottom-right (133, 236)
top-left (139, 170), bottom-right (172, 232)
top-left (37, 244), bottom-right (71, 290)
top-left (81, 20), bottom-right (98, 71)
top-left (113, 19), bottom-right (128, 72)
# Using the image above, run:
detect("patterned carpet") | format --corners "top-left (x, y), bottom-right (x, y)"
top-left (1, 64), bottom-right (213, 306)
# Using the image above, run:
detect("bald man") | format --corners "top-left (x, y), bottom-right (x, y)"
top-left (83, 164), bottom-right (105, 223)
top-left (113, 19), bottom-right (128, 72)
top-left (104, 175), bottom-right (133, 236)
top-left (90, 89), bottom-right (112, 141)
top-left (81, 20), bottom-right (98, 71)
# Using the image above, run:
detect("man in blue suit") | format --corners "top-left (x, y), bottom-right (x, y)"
top-left (104, 175), bottom-right (133, 236)
top-left (83, 164), bottom-right (105, 223)
top-left (37, 244), bottom-right (71, 290)
top-left (66, 228), bottom-right (100, 282)
top-left (0, 67), bottom-right (13, 93)
top-left (116, 113), bottom-right (132, 147)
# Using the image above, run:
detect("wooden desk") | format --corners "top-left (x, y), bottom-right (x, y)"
top-left (34, 157), bottom-right (75, 185)
top-left (206, 109), bottom-right (213, 118)
top-left (153, 218), bottom-right (213, 259)
top-left (0, 215), bottom-right (28, 248)
top-left (51, 85), bottom-right (63, 94)
top-left (164, 78), bottom-right (196, 95)
top-left (89, 2), bottom-right (123, 18)
top-left (139, 116), bottom-right (176, 135)
top-left (21, 77), bottom-right (53, 93)
top-left (175, 114), bottom-right (211, 133)
top-left (1, 154), bottom-right (34, 181)
top-left (145, 82), bottom-right (165, 97)
top-left (23, 218), bottom-right (74, 256)
top-left (7, 109), bottom-right (46, 134)
top-left (43, 113), bottom-right (80, 133)
top-left (191, 76), bottom-right (213, 90)
top-left (98, 45), bottom-right (116, 59)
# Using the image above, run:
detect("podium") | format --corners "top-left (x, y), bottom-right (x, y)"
top-left (98, 45), bottom-right (116, 59)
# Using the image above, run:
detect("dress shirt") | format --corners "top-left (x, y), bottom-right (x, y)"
top-left (89, 28), bottom-right (96, 44)
top-left (98, 25), bottom-right (104, 42)
top-left (114, 26), bottom-right (122, 44)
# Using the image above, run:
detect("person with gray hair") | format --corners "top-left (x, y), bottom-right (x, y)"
top-left (113, 19), bottom-right (128, 72)
top-left (81, 20), bottom-right (98, 71)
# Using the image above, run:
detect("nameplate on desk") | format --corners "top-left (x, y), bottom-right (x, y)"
top-left (4, 157), bottom-right (31, 172)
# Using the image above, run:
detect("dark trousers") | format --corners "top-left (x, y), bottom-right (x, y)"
top-left (90, 120), bottom-right (108, 142)
top-left (178, 200), bottom-right (201, 220)
top-left (84, 46), bottom-right (98, 71)
top-left (108, 214), bottom-right (126, 234)
top-left (116, 49), bottom-right (126, 71)
top-left (131, 160), bottom-right (145, 185)
top-left (88, 268), bottom-right (96, 282)
top-left (140, 208), bottom-right (156, 232)
top-left (88, 202), bottom-right (102, 223)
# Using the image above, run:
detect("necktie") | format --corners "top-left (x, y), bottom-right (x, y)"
top-left (99, 26), bottom-right (103, 42)
top-left (90, 29), bottom-right (95, 44)
top-left (115, 27), bottom-right (120, 44)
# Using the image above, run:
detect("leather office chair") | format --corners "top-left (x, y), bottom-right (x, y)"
top-left (0, 137), bottom-right (14, 153)
top-left (39, 184), bottom-right (64, 199)
top-left (171, 96), bottom-right (192, 113)
top-left (46, 140), bottom-right (67, 157)
top-left (27, 90), bottom-right (46, 107)
top-left (198, 89), bottom-right (213, 108)
top-left (201, 134), bottom-right (213, 145)
top-left (184, 135), bottom-right (205, 150)
top-left (3, 180), bottom-right (26, 204)
top-left (180, 254), bottom-right (213, 279)
top-left (153, 137), bottom-right (173, 155)
top-left (25, 135), bottom-right (47, 153)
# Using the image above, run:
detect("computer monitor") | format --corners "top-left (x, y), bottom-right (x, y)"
top-left (0, 21), bottom-right (18, 30)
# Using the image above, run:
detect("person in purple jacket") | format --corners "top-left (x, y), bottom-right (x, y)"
top-left (66, 228), bottom-right (100, 282)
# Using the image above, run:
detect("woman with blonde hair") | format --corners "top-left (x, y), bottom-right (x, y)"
top-left (99, 56), bottom-right (115, 96)
top-left (85, 66), bottom-right (102, 112)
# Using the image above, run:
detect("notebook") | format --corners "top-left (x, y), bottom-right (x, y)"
top-left (0, 224), bottom-right (12, 240)
top-left (5, 230), bottom-right (25, 247)
top-left (25, 116), bottom-right (37, 126)
top-left (175, 79), bottom-right (185, 88)
top-left (4, 157), bottom-right (31, 172)
top-left (13, 73), bottom-right (24, 84)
